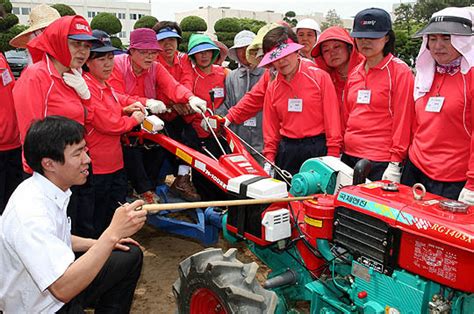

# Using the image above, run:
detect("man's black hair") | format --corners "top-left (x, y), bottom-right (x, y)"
top-left (24, 116), bottom-right (85, 174)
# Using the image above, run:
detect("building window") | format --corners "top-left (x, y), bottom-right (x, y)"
top-left (88, 11), bottom-right (97, 18)
top-left (12, 7), bottom-right (20, 14)
top-left (21, 7), bottom-right (31, 15)
top-left (138, 14), bottom-right (144, 19)
top-left (117, 12), bottom-right (126, 19)
top-left (130, 13), bottom-right (137, 20)
top-left (118, 31), bottom-right (127, 38)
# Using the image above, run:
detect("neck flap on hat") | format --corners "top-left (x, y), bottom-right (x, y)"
top-left (27, 15), bottom-right (87, 67)
top-left (414, 34), bottom-right (474, 101)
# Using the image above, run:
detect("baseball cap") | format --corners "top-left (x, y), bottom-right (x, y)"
top-left (68, 19), bottom-right (98, 41)
top-left (90, 30), bottom-right (119, 53)
top-left (351, 8), bottom-right (392, 39)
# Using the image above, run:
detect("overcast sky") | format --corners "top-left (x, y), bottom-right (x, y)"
top-left (149, 0), bottom-right (405, 20)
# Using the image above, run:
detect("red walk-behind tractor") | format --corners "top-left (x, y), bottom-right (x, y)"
top-left (132, 120), bottom-right (474, 314)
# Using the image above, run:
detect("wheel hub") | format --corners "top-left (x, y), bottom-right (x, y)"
top-left (190, 287), bottom-right (228, 314)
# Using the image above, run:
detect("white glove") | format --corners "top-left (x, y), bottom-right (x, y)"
top-left (63, 68), bottom-right (90, 100)
top-left (188, 96), bottom-right (207, 114)
top-left (458, 187), bottom-right (474, 205)
top-left (146, 99), bottom-right (167, 114)
top-left (382, 162), bottom-right (402, 183)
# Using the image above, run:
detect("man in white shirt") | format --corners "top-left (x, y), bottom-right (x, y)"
top-left (0, 116), bottom-right (147, 313)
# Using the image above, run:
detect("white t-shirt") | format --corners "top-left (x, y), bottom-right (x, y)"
top-left (0, 172), bottom-right (75, 313)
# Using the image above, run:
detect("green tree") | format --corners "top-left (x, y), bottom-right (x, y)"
top-left (134, 15), bottom-right (158, 29)
top-left (110, 36), bottom-right (123, 49)
top-left (393, 3), bottom-right (423, 66)
top-left (180, 16), bottom-right (207, 32)
top-left (0, 0), bottom-right (23, 52)
top-left (239, 18), bottom-right (266, 34)
top-left (51, 3), bottom-right (76, 16)
top-left (179, 16), bottom-right (207, 52)
top-left (214, 18), bottom-right (241, 48)
top-left (90, 12), bottom-right (122, 35)
top-left (413, 0), bottom-right (471, 23)
top-left (283, 11), bottom-right (298, 27)
top-left (321, 9), bottom-right (343, 31)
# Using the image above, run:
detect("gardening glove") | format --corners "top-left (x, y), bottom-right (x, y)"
top-left (382, 162), bottom-right (402, 183)
top-left (146, 99), bottom-right (167, 114)
top-left (458, 187), bottom-right (474, 205)
top-left (188, 96), bottom-right (207, 114)
top-left (63, 68), bottom-right (90, 100)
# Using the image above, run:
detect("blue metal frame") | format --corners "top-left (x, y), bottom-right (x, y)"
top-left (145, 184), bottom-right (223, 245)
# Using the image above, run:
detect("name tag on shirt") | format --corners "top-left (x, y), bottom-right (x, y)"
top-left (2, 69), bottom-right (12, 86)
top-left (288, 98), bottom-right (303, 112)
top-left (243, 117), bottom-right (257, 127)
top-left (357, 89), bottom-right (371, 104)
top-left (425, 96), bottom-right (445, 112)
top-left (213, 87), bottom-right (224, 98)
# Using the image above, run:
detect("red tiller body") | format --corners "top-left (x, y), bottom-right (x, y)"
top-left (334, 181), bottom-right (474, 293)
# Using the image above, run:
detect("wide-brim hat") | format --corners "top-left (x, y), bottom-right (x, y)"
top-left (414, 7), bottom-right (473, 38)
top-left (228, 30), bottom-right (255, 62)
top-left (9, 4), bottom-right (60, 48)
top-left (258, 40), bottom-right (304, 67)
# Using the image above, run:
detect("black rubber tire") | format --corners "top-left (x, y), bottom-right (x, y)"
top-left (173, 248), bottom-right (278, 313)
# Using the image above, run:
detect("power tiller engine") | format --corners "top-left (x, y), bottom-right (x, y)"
top-left (217, 158), bottom-right (474, 313)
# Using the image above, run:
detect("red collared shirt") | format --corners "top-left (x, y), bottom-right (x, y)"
top-left (189, 64), bottom-right (226, 138)
top-left (263, 59), bottom-right (342, 162)
top-left (409, 69), bottom-right (474, 188)
top-left (83, 73), bottom-right (139, 174)
top-left (343, 53), bottom-right (414, 162)
top-left (13, 54), bottom-right (87, 172)
top-left (0, 53), bottom-right (20, 151)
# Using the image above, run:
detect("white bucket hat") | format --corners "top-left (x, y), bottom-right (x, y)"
top-left (228, 30), bottom-right (256, 62)
top-left (9, 4), bottom-right (60, 49)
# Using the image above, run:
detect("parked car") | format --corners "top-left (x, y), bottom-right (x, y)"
top-left (4, 49), bottom-right (28, 79)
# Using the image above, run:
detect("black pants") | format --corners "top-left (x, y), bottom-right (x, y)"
top-left (275, 135), bottom-right (328, 179)
top-left (401, 158), bottom-right (465, 200)
top-left (122, 145), bottom-right (165, 194)
top-left (68, 164), bottom-right (95, 238)
top-left (57, 244), bottom-right (143, 314)
top-left (0, 147), bottom-right (23, 215)
top-left (92, 169), bottom-right (127, 238)
top-left (341, 153), bottom-right (389, 181)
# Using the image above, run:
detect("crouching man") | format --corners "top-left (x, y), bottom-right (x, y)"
top-left (0, 116), bottom-right (146, 313)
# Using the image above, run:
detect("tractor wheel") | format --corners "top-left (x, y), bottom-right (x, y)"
top-left (173, 248), bottom-right (278, 314)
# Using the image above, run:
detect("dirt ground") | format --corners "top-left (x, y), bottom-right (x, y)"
top-left (129, 223), bottom-right (255, 313)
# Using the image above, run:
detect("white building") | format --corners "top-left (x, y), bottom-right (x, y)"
top-left (11, 0), bottom-right (151, 44)
top-left (175, 6), bottom-right (325, 33)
